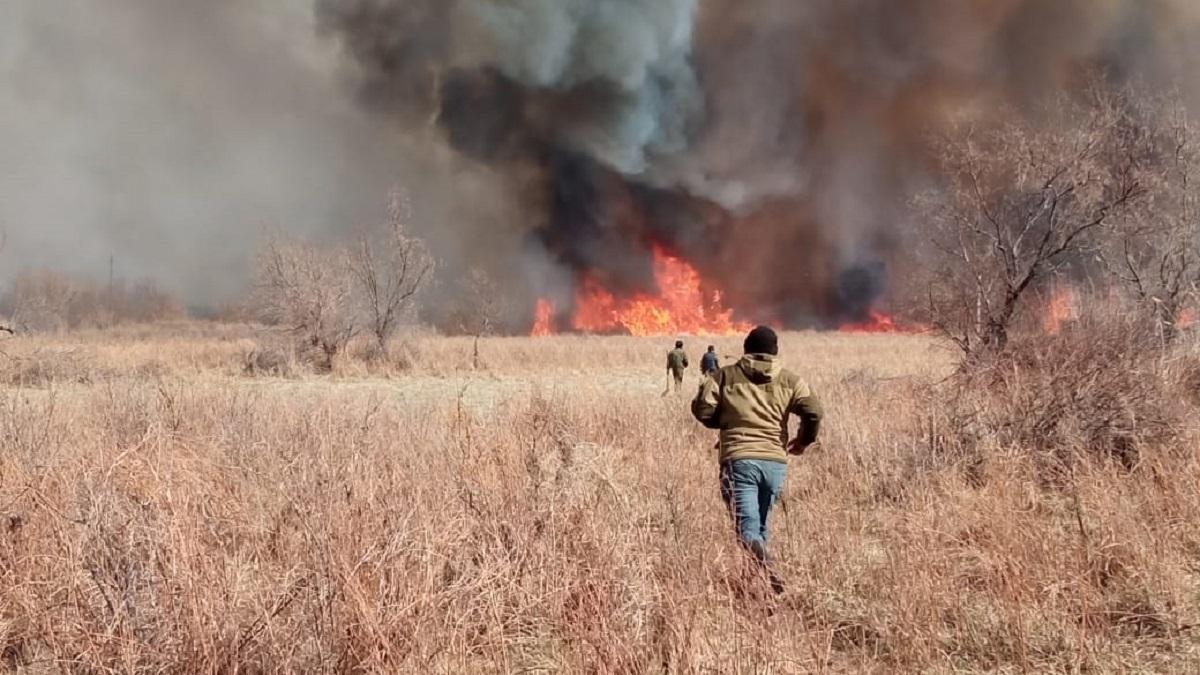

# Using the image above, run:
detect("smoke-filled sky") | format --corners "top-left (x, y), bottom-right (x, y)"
top-left (0, 1), bottom-right (421, 304)
top-left (3, 0), bottom-right (1199, 321)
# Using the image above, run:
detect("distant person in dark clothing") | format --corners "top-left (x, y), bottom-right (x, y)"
top-left (666, 340), bottom-right (690, 393)
top-left (700, 345), bottom-right (720, 376)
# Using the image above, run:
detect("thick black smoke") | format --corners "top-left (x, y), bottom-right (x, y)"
top-left (315, 0), bottom-right (714, 329)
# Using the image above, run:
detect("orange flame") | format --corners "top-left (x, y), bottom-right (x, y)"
top-left (839, 309), bottom-right (927, 334)
top-left (533, 246), bottom-right (752, 337)
top-left (1044, 286), bottom-right (1079, 335)
top-left (531, 299), bottom-right (556, 337)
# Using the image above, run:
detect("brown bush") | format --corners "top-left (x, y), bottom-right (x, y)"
top-left (0, 348), bottom-right (94, 387)
top-left (252, 235), bottom-right (358, 371)
top-left (935, 310), bottom-right (1182, 479)
top-left (1173, 354), bottom-right (1200, 407)
top-left (390, 338), bottom-right (424, 373)
top-left (1, 269), bottom-right (184, 333)
top-left (2, 269), bottom-right (75, 333)
top-left (242, 344), bottom-right (297, 378)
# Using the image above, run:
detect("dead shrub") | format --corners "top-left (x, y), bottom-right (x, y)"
top-left (1171, 354), bottom-right (1200, 407)
top-left (339, 335), bottom-right (388, 367)
top-left (2, 269), bottom-right (75, 333)
top-left (242, 344), bottom-right (296, 378)
top-left (251, 235), bottom-right (358, 372)
top-left (0, 348), bottom-right (95, 387)
top-left (1, 269), bottom-right (185, 333)
top-left (250, 200), bottom-right (434, 372)
top-left (390, 338), bottom-right (424, 373)
top-left (935, 311), bottom-right (1182, 479)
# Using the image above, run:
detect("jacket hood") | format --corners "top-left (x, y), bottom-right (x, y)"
top-left (738, 354), bottom-right (781, 384)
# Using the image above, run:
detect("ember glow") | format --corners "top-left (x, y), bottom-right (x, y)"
top-left (533, 247), bottom-right (752, 337)
top-left (1177, 307), bottom-right (1197, 329)
top-left (1044, 287), bottom-right (1080, 335)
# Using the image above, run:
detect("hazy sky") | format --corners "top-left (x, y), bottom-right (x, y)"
top-left (0, 1), bottom-right (408, 305)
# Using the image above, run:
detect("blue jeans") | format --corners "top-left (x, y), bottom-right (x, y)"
top-left (719, 459), bottom-right (787, 563)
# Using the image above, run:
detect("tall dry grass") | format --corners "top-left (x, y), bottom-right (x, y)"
top-left (0, 323), bottom-right (1197, 673)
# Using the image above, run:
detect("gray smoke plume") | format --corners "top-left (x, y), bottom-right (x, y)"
top-left (316, 0), bottom-right (701, 174)
top-left (0, 0), bottom-right (470, 307)
top-left (4, 1), bottom-right (1200, 326)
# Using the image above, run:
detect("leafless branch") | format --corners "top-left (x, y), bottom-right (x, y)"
top-left (347, 190), bottom-right (435, 350)
top-left (916, 87), bottom-right (1154, 353)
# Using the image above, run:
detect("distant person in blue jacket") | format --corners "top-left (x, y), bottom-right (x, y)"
top-left (700, 345), bottom-right (720, 377)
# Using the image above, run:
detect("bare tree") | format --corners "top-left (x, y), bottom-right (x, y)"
top-left (1, 266), bottom-right (184, 333)
top-left (347, 192), bottom-right (435, 351)
top-left (918, 91), bottom-right (1147, 354)
top-left (253, 234), bottom-right (358, 370)
top-left (453, 268), bottom-right (511, 369)
top-left (123, 279), bottom-right (186, 324)
top-left (1101, 98), bottom-right (1200, 345)
top-left (5, 269), bottom-right (78, 334)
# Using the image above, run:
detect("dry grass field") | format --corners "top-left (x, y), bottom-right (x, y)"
top-left (0, 322), bottom-right (1198, 673)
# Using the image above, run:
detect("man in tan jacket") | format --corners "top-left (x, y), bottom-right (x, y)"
top-left (691, 325), bottom-right (822, 594)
